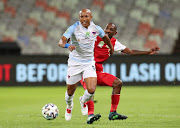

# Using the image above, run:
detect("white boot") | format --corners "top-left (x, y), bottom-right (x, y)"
top-left (79, 96), bottom-right (88, 116)
top-left (65, 103), bottom-right (73, 121)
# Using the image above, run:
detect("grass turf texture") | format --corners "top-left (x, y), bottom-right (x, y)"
top-left (0, 86), bottom-right (180, 128)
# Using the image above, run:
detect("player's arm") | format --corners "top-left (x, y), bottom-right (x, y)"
top-left (122, 47), bottom-right (160, 55)
top-left (58, 37), bottom-right (75, 52)
top-left (114, 40), bottom-right (160, 55)
top-left (58, 36), bottom-right (67, 48)
top-left (102, 34), bottom-right (114, 55)
top-left (58, 23), bottom-right (77, 51)
top-left (97, 25), bottom-right (114, 55)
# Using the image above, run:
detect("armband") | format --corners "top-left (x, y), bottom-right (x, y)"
top-left (64, 43), bottom-right (71, 48)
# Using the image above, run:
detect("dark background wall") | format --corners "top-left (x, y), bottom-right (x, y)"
top-left (1, 55), bottom-right (180, 86)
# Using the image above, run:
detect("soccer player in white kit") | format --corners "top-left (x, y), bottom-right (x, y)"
top-left (59, 9), bottom-right (114, 124)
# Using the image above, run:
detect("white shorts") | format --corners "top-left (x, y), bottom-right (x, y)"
top-left (66, 64), bottom-right (97, 85)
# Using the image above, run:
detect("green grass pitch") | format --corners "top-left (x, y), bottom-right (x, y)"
top-left (0, 86), bottom-right (180, 128)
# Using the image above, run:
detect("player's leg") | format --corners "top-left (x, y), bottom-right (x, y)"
top-left (84, 77), bottom-right (97, 94)
top-left (79, 79), bottom-right (89, 116)
top-left (109, 78), bottom-right (127, 120)
top-left (79, 77), bottom-right (96, 115)
top-left (80, 79), bottom-right (87, 90)
top-left (80, 64), bottom-right (97, 106)
top-left (86, 97), bottom-right (94, 116)
top-left (84, 77), bottom-right (101, 124)
top-left (80, 65), bottom-right (101, 124)
top-left (110, 78), bottom-right (122, 113)
top-left (65, 83), bottom-right (78, 121)
top-left (65, 71), bottom-right (82, 121)
top-left (97, 72), bottom-right (127, 120)
top-left (112, 78), bottom-right (122, 94)
top-left (80, 77), bottom-right (101, 124)
top-left (80, 78), bottom-right (96, 118)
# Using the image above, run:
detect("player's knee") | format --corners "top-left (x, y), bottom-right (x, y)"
top-left (67, 90), bottom-right (74, 96)
top-left (113, 78), bottom-right (123, 89)
top-left (87, 87), bottom-right (96, 94)
top-left (67, 87), bottom-right (75, 96)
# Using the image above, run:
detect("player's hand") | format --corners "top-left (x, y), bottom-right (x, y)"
top-left (69, 45), bottom-right (76, 52)
top-left (149, 47), bottom-right (160, 55)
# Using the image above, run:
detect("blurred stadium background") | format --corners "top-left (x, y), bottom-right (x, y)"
top-left (0, 1), bottom-right (180, 127)
top-left (0, 0), bottom-right (180, 55)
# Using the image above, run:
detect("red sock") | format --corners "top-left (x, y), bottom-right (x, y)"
top-left (110, 94), bottom-right (120, 112)
top-left (86, 101), bottom-right (94, 115)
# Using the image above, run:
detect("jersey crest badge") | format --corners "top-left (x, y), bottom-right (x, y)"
top-left (97, 41), bottom-right (105, 48)
top-left (85, 32), bottom-right (90, 38)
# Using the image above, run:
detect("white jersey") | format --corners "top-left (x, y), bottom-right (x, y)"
top-left (63, 21), bottom-right (105, 66)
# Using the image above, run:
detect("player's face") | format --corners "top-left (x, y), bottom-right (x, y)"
top-left (79, 11), bottom-right (92, 28)
top-left (104, 24), bottom-right (117, 39)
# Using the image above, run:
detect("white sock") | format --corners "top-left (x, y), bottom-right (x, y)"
top-left (65, 91), bottom-right (74, 107)
top-left (82, 89), bottom-right (94, 103)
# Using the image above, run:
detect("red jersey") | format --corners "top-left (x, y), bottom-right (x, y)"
top-left (94, 36), bottom-right (126, 71)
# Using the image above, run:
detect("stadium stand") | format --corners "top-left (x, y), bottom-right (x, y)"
top-left (0, 0), bottom-right (179, 55)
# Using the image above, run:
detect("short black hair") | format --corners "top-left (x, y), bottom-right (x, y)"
top-left (108, 23), bottom-right (117, 31)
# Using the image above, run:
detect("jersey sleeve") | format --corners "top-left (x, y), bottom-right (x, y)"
top-left (63, 21), bottom-right (79, 39)
top-left (96, 25), bottom-right (105, 38)
top-left (114, 40), bottom-right (126, 52)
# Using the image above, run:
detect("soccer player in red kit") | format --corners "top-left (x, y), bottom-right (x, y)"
top-left (80, 23), bottom-right (160, 121)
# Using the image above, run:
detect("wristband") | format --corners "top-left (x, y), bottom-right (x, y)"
top-left (64, 43), bottom-right (71, 48)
